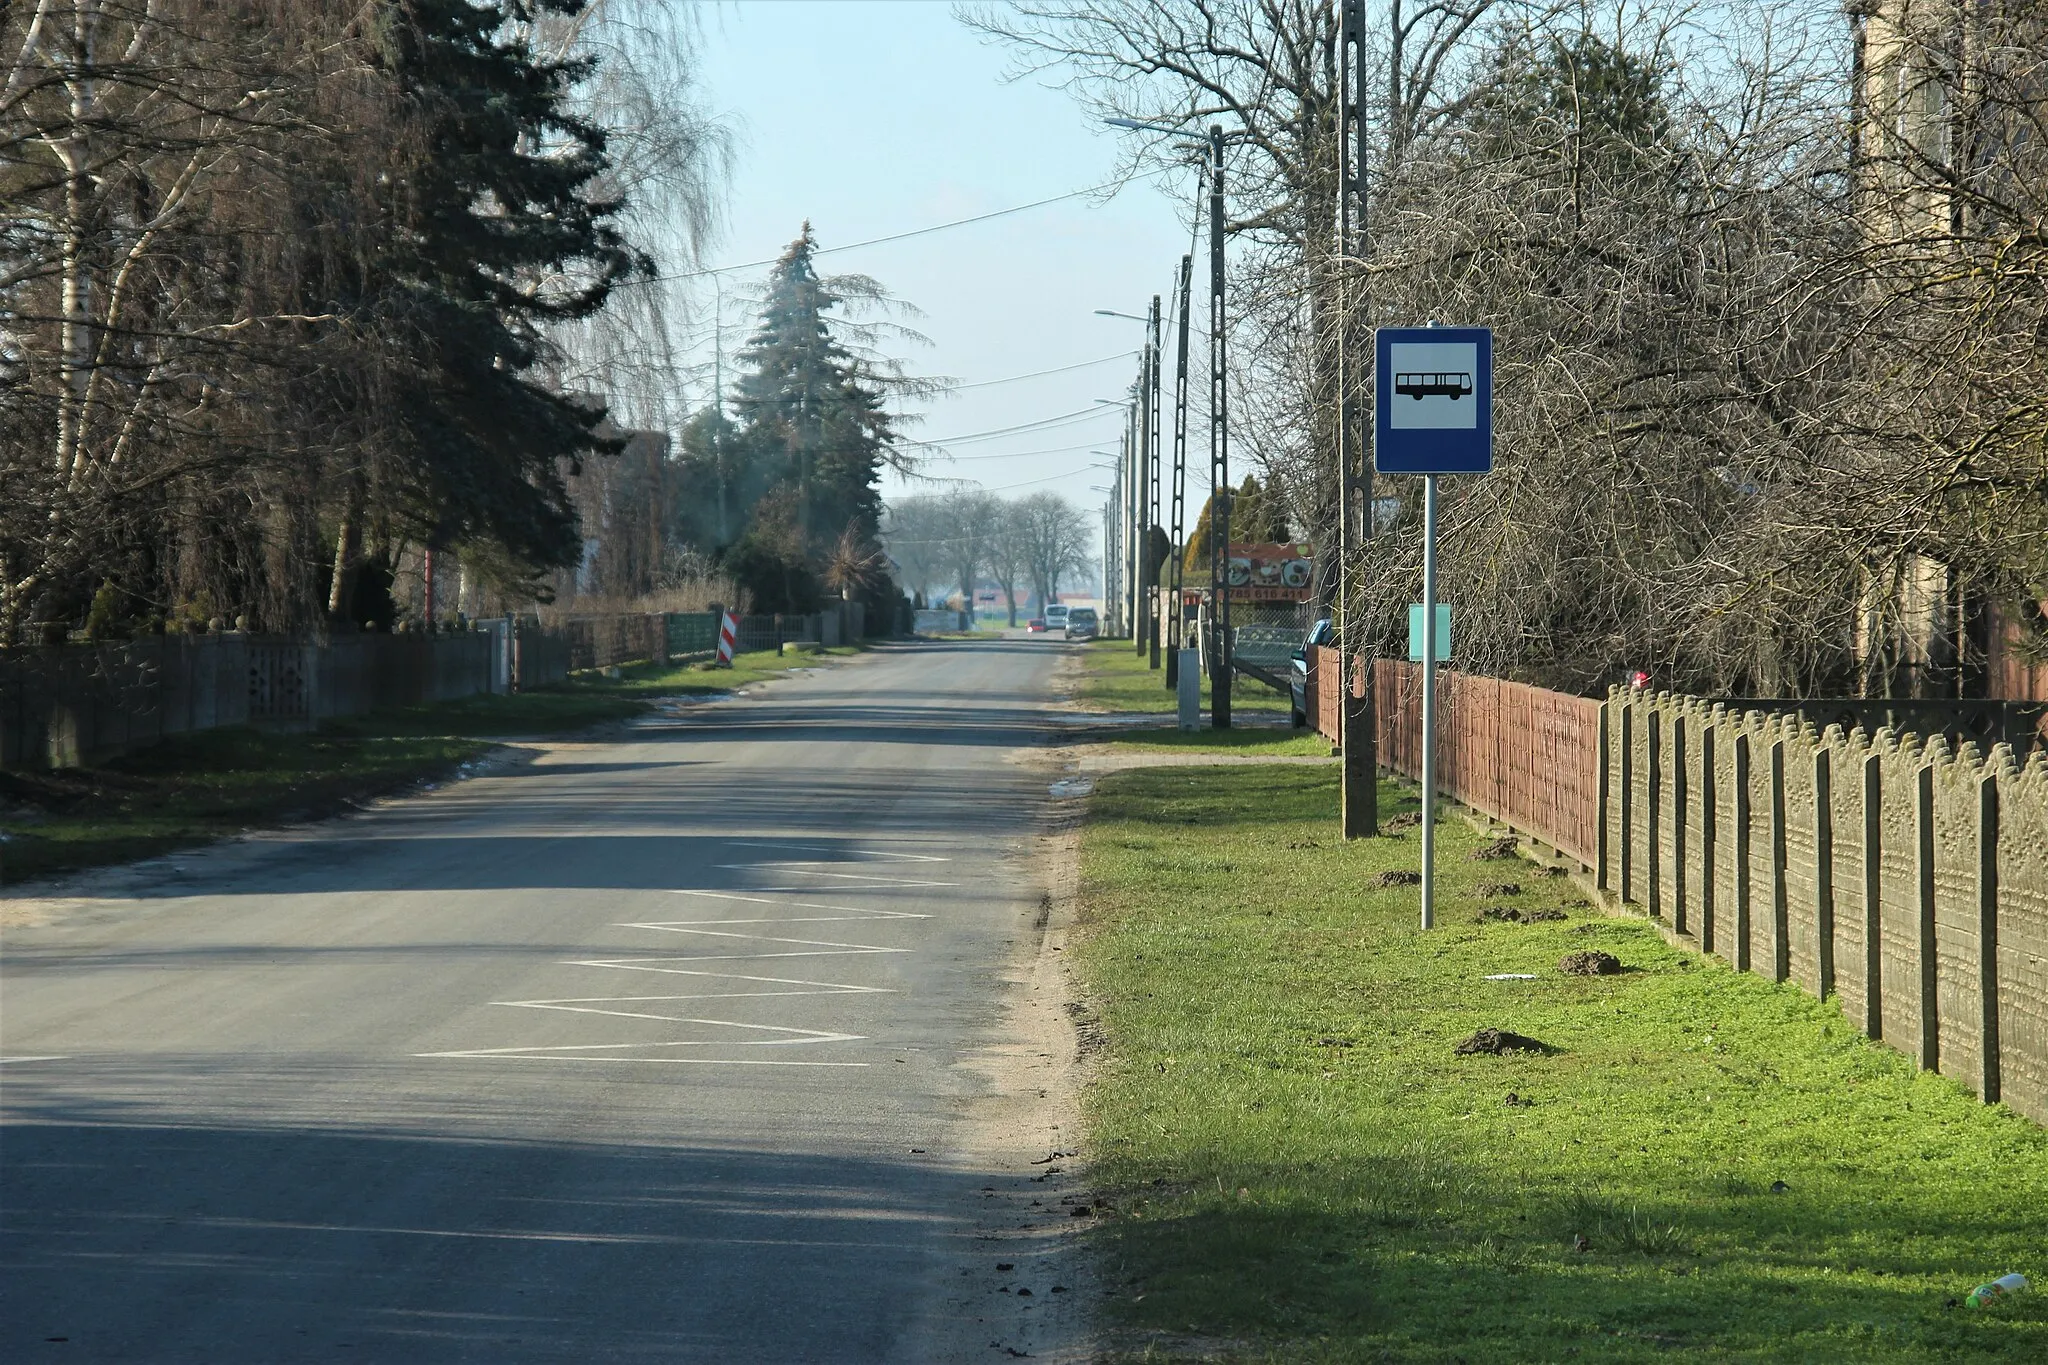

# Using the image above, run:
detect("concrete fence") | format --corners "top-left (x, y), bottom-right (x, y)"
top-left (0, 610), bottom-right (740, 772)
top-left (1, 604), bottom-right (884, 771)
top-left (1606, 689), bottom-right (2047, 1126)
top-left (1304, 652), bottom-right (2048, 1125)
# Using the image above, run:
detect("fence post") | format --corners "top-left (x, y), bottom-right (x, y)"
top-left (1596, 700), bottom-right (1612, 890)
top-left (1648, 709), bottom-right (1662, 921)
top-left (1977, 772), bottom-right (2001, 1103)
top-left (1863, 752), bottom-right (1884, 1039)
top-left (1916, 762), bottom-right (1940, 1072)
top-left (1734, 732), bottom-right (1752, 972)
top-left (1815, 748), bottom-right (1835, 1001)
top-left (1701, 723), bottom-right (1717, 955)
top-left (1673, 712), bottom-right (1688, 936)
top-left (1771, 739), bottom-right (1790, 982)
top-left (1620, 704), bottom-right (1634, 903)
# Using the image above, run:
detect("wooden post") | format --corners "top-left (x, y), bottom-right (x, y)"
top-left (1863, 753), bottom-right (1883, 1039)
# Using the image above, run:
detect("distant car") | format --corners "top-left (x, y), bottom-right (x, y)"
top-left (1026, 618), bottom-right (1048, 632)
top-left (1290, 618), bottom-right (1335, 728)
top-left (1064, 607), bottom-right (1099, 641)
top-left (1044, 604), bottom-right (1070, 632)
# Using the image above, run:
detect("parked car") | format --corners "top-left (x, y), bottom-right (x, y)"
top-left (1064, 607), bottom-right (1099, 641)
top-left (1026, 618), bottom-right (1048, 632)
top-left (1290, 618), bottom-right (1335, 728)
top-left (1044, 604), bottom-right (1070, 632)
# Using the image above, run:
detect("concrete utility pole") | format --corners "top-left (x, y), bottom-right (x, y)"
top-left (1126, 404), bottom-right (1141, 643)
top-left (1146, 293), bottom-right (1163, 669)
top-left (1338, 0), bottom-right (1378, 836)
top-left (1132, 372), bottom-right (1147, 657)
top-left (1105, 460), bottom-right (1122, 633)
top-left (1166, 255), bottom-right (1192, 690)
top-left (1208, 124), bottom-right (1232, 729)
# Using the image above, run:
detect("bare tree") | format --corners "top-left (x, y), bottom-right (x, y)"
top-left (988, 506), bottom-right (1032, 626)
top-left (1014, 490), bottom-right (1097, 605)
top-left (941, 488), bottom-right (1003, 613)
top-left (880, 494), bottom-right (948, 604)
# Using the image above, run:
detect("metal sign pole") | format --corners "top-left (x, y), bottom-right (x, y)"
top-left (1420, 473), bottom-right (1439, 931)
top-left (1373, 322), bottom-right (1491, 933)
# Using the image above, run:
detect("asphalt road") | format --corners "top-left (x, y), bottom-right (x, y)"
top-left (1, 637), bottom-right (1067, 1362)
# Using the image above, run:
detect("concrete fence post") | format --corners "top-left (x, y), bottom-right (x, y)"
top-left (1619, 703), bottom-right (1635, 903)
top-left (1673, 712), bottom-right (1689, 936)
top-left (1648, 708), bottom-right (1663, 920)
top-left (1596, 700), bottom-right (1612, 890)
top-left (1863, 752), bottom-right (1884, 1039)
top-left (1978, 773), bottom-right (2002, 1103)
top-left (1816, 748), bottom-right (1836, 1001)
top-left (1917, 763), bottom-right (1940, 1072)
top-left (1701, 724), bottom-right (1718, 955)
top-left (1771, 739), bottom-right (1791, 983)
top-left (1734, 732), bottom-right (1753, 972)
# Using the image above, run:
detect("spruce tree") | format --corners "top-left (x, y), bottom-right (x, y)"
top-left (332, 0), bottom-right (645, 614)
top-left (721, 226), bottom-right (905, 609)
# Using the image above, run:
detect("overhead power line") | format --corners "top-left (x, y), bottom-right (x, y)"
top-left (948, 352), bottom-right (1134, 391)
top-left (658, 181), bottom-right (1126, 283)
top-left (909, 404), bottom-right (1120, 448)
top-left (933, 439), bottom-right (1122, 463)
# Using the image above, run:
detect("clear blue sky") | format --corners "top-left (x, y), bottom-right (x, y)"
top-left (686, 1), bottom-right (1202, 590)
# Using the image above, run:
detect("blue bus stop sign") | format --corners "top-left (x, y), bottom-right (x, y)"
top-left (1374, 327), bottom-right (1493, 475)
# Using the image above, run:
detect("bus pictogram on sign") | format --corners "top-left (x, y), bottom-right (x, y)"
top-left (1393, 371), bottom-right (1473, 401)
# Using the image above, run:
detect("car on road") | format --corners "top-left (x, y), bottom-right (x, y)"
top-left (1064, 607), bottom-right (1098, 641)
top-left (1289, 618), bottom-right (1335, 728)
top-left (1044, 604), bottom-right (1069, 633)
top-left (1026, 618), bottom-right (1048, 632)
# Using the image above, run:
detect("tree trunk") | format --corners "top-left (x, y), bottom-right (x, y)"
top-left (327, 471), bottom-right (367, 620)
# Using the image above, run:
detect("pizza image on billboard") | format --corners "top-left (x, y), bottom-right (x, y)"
top-left (1223, 543), bottom-right (1315, 601)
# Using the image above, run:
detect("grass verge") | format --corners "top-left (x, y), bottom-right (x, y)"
top-left (1073, 639), bottom-right (1290, 716)
top-left (1108, 726), bottom-right (1331, 758)
top-left (0, 647), bottom-right (820, 885)
top-left (1077, 763), bottom-right (2047, 1362)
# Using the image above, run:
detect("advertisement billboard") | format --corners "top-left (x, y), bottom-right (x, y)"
top-left (1223, 542), bottom-right (1314, 601)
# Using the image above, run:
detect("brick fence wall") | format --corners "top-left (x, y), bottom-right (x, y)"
top-left (1305, 652), bottom-right (2048, 1126)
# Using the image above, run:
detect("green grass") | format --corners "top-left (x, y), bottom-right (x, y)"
top-left (1073, 639), bottom-right (1291, 716)
top-left (1076, 764), bottom-right (2048, 1362)
top-left (317, 649), bottom-right (803, 738)
top-left (0, 728), bottom-right (488, 885)
top-left (0, 647), bottom-right (827, 884)
top-left (1109, 726), bottom-right (1332, 758)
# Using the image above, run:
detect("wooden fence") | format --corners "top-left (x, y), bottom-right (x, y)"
top-left (1303, 653), bottom-right (2048, 1125)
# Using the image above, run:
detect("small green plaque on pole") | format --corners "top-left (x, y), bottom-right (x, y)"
top-left (1407, 603), bottom-right (1451, 662)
